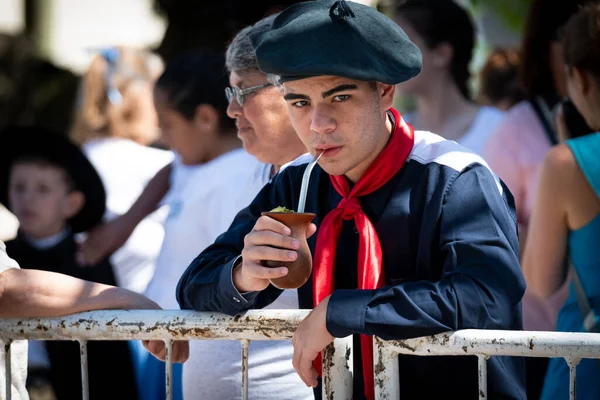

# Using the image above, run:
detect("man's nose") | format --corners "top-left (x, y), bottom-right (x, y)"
top-left (227, 98), bottom-right (243, 119)
top-left (310, 106), bottom-right (336, 135)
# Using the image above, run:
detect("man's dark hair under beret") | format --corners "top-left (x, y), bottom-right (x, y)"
top-left (250, 0), bottom-right (422, 85)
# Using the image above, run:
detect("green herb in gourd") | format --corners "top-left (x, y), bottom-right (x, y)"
top-left (270, 206), bottom-right (295, 213)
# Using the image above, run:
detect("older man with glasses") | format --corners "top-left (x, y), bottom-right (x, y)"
top-left (224, 19), bottom-right (307, 174)
top-left (77, 14), bottom-right (312, 400)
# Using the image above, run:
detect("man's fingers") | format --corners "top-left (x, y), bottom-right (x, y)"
top-left (254, 215), bottom-right (292, 235)
top-left (300, 350), bottom-right (319, 388)
top-left (172, 341), bottom-right (190, 363)
top-left (143, 340), bottom-right (166, 361)
top-left (243, 261), bottom-right (289, 279)
top-left (243, 244), bottom-right (298, 264)
top-left (306, 223), bottom-right (317, 239)
top-left (292, 347), bottom-right (309, 387)
top-left (244, 230), bottom-right (300, 251)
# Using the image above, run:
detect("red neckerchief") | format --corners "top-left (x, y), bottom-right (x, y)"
top-left (312, 107), bottom-right (414, 400)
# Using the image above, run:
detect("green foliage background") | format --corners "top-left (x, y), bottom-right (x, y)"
top-left (467, 0), bottom-right (531, 35)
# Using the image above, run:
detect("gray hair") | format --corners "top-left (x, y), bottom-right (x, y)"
top-left (226, 14), bottom-right (280, 84)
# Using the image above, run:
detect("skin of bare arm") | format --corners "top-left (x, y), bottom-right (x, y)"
top-left (0, 267), bottom-right (189, 362)
top-left (76, 162), bottom-right (172, 266)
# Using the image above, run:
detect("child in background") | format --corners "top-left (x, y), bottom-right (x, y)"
top-left (0, 127), bottom-right (139, 400)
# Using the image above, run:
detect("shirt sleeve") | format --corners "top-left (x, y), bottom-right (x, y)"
top-left (0, 241), bottom-right (20, 274)
top-left (326, 164), bottom-right (525, 339)
top-left (176, 173), bottom-right (293, 315)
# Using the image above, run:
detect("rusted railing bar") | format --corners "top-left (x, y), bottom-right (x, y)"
top-left (385, 330), bottom-right (600, 359)
top-left (322, 336), bottom-right (353, 399)
top-left (0, 310), bottom-right (310, 341)
top-left (374, 337), bottom-right (400, 399)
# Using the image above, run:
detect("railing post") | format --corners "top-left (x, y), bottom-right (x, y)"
top-left (5, 340), bottom-right (11, 400)
top-left (322, 336), bottom-right (353, 400)
top-left (240, 339), bottom-right (250, 400)
top-left (165, 340), bottom-right (173, 400)
top-left (79, 340), bottom-right (89, 400)
top-left (373, 337), bottom-right (399, 400)
top-left (477, 354), bottom-right (489, 400)
top-left (567, 357), bottom-right (580, 400)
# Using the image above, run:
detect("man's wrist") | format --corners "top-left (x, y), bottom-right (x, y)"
top-left (232, 258), bottom-right (254, 293)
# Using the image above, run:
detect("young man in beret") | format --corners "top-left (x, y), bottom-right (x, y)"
top-left (173, 1), bottom-right (526, 398)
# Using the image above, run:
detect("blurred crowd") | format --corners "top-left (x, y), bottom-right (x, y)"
top-left (2, 0), bottom-right (600, 399)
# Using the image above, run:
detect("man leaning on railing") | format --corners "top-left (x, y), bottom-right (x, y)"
top-left (0, 240), bottom-right (188, 400)
top-left (168, 1), bottom-right (527, 400)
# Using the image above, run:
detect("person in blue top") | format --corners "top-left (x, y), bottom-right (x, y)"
top-left (523, 3), bottom-right (600, 399)
top-left (160, 1), bottom-right (527, 399)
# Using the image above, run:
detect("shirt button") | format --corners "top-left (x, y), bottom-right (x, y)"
top-left (233, 297), bottom-right (241, 303)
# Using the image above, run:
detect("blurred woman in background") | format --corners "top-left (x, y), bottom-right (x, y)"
top-left (393, 0), bottom-right (505, 155)
top-left (524, 4), bottom-right (600, 398)
top-left (70, 46), bottom-right (173, 294)
top-left (139, 49), bottom-right (264, 400)
top-left (481, 2), bottom-right (589, 397)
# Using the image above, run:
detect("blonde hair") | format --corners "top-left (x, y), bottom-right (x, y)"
top-left (70, 46), bottom-right (164, 145)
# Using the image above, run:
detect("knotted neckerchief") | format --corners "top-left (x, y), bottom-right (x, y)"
top-left (312, 107), bottom-right (414, 400)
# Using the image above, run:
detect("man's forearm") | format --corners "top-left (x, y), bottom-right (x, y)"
top-left (0, 268), bottom-right (159, 318)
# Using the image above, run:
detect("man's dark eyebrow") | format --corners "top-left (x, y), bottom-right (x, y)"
top-left (322, 84), bottom-right (358, 99)
top-left (283, 93), bottom-right (310, 101)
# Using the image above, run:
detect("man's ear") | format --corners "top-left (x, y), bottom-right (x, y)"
top-left (193, 104), bottom-right (220, 133)
top-left (65, 190), bottom-right (85, 219)
top-left (379, 83), bottom-right (396, 110)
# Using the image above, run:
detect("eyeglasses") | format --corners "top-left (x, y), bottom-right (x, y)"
top-left (225, 83), bottom-right (273, 106)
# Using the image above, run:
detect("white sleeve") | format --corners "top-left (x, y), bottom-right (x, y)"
top-left (0, 241), bottom-right (20, 274)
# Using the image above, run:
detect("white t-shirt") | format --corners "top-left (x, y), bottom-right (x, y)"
top-left (403, 106), bottom-right (505, 156)
top-left (144, 148), bottom-right (265, 309)
top-left (0, 241), bottom-right (29, 400)
top-left (458, 106), bottom-right (506, 156)
top-left (83, 138), bottom-right (174, 293)
top-left (145, 149), bottom-right (312, 399)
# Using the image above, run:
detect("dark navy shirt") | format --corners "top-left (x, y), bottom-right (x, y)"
top-left (177, 130), bottom-right (527, 399)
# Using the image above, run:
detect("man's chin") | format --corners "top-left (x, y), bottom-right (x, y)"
top-left (318, 160), bottom-right (348, 177)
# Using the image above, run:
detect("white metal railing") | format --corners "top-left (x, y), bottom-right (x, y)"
top-left (2, 310), bottom-right (600, 400)
top-left (0, 310), bottom-right (352, 400)
top-left (374, 329), bottom-right (600, 400)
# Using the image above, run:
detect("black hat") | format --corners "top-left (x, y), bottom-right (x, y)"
top-left (0, 126), bottom-right (106, 233)
top-left (250, 0), bottom-right (422, 84)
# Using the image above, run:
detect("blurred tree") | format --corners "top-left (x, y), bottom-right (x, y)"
top-left (0, 0), bottom-right (80, 136)
top-left (0, 33), bottom-right (79, 135)
top-left (468, 0), bottom-right (531, 36)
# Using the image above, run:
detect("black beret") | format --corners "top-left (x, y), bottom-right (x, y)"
top-left (250, 0), bottom-right (422, 85)
top-left (0, 126), bottom-right (107, 233)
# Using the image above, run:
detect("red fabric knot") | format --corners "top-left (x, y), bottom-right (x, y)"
top-left (338, 197), bottom-right (361, 220)
top-left (312, 108), bottom-right (415, 400)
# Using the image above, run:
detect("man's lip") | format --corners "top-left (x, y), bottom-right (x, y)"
top-left (315, 145), bottom-right (340, 151)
